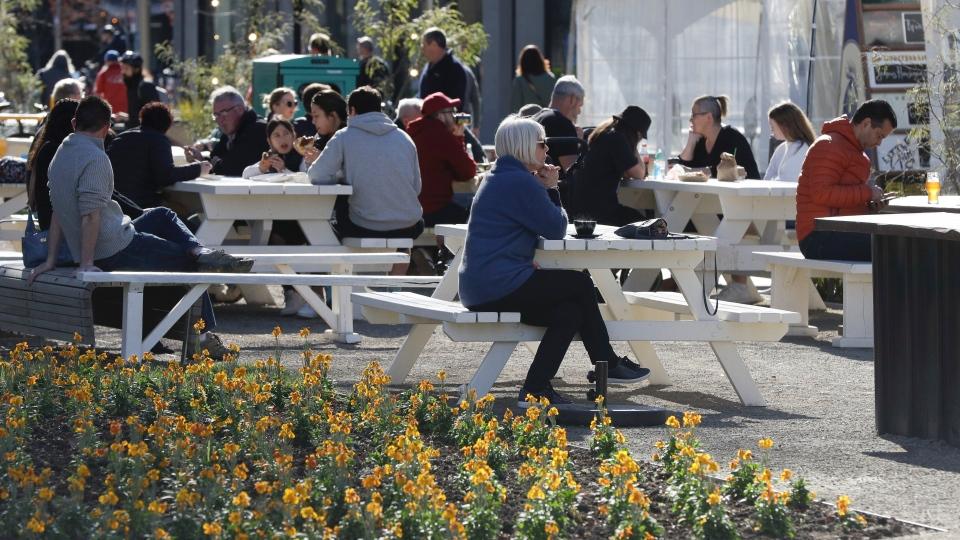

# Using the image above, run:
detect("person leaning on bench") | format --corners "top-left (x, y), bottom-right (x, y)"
top-left (796, 99), bottom-right (897, 262)
top-left (458, 115), bottom-right (650, 408)
top-left (28, 95), bottom-right (254, 357)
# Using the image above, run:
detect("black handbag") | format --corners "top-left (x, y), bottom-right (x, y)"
top-left (614, 218), bottom-right (670, 239)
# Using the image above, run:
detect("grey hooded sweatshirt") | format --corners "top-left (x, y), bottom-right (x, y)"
top-left (308, 111), bottom-right (423, 231)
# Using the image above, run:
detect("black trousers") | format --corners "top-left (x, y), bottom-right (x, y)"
top-left (467, 269), bottom-right (618, 392)
top-left (799, 230), bottom-right (872, 262)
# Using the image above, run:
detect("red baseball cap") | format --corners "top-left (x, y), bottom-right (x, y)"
top-left (421, 92), bottom-right (461, 117)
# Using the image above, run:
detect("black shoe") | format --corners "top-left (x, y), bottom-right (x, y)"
top-left (150, 341), bottom-right (176, 355)
top-left (517, 384), bottom-right (574, 408)
top-left (607, 357), bottom-right (651, 384)
top-left (196, 250), bottom-right (254, 273)
top-left (191, 332), bottom-right (233, 362)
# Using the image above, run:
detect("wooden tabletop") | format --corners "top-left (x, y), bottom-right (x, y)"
top-left (623, 178), bottom-right (797, 197)
top-left (816, 212), bottom-right (960, 242)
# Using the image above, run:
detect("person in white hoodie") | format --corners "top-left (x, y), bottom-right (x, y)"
top-left (764, 102), bottom-right (816, 181)
top-left (308, 86), bottom-right (424, 240)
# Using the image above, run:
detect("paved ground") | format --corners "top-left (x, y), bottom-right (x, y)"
top-left (7, 289), bottom-right (959, 537)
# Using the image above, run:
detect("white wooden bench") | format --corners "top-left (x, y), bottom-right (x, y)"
top-left (755, 251), bottom-right (873, 348)
top-left (341, 237), bottom-right (414, 249)
top-left (352, 290), bottom-right (798, 400)
top-left (75, 271), bottom-right (440, 359)
top-left (623, 291), bottom-right (800, 325)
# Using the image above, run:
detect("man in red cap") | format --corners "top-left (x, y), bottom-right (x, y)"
top-left (407, 92), bottom-right (476, 226)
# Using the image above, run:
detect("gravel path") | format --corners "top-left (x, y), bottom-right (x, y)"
top-left (5, 292), bottom-right (958, 537)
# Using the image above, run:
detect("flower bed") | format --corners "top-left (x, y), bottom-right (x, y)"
top-left (0, 332), bottom-right (926, 538)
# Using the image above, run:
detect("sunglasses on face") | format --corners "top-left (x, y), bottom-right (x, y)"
top-left (285, 100), bottom-right (297, 107)
top-left (536, 140), bottom-right (548, 149)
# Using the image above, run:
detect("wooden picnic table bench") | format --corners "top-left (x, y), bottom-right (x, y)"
top-left (359, 224), bottom-right (799, 406)
top-left (756, 251), bottom-right (873, 348)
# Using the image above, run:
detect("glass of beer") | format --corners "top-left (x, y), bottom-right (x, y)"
top-left (925, 171), bottom-right (941, 204)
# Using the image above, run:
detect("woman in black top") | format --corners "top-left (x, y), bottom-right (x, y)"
top-left (573, 105), bottom-right (651, 225)
top-left (676, 95), bottom-right (760, 179)
top-left (677, 95), bottom-right (762, 304)
top-left (27, 99), bottom-right (79, 231)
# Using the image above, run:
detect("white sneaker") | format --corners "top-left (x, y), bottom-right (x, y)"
top-left (296, 303), bottom-right (319, 319)
top-left (715, 282), bottom-right (762, 305)
top-left (280, 290), bottom-right (306, 316)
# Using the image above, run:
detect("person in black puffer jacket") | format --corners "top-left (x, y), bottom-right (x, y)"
top-left (108, 102), bottom-right (212, 210)
top-left (205, 87), bottom-right (270, 177)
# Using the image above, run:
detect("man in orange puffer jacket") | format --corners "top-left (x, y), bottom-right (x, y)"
top-left (796, 100), bottom-right (897, 261)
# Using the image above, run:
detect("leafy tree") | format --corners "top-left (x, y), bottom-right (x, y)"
top-left (353, 0), bottom-right (488, 103)
top-left (908, 0), bottom-right (960, 193)
top-left (0, 0), bottom-right (40, 111)
top-left (156, 0), bottom-right (334, 142)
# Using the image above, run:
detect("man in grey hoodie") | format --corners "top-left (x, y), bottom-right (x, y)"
top-left (308, 86), bottom-right (424, 240)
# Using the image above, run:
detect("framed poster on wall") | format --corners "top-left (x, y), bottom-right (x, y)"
top-left (902, 12), bottom-right (924, 44)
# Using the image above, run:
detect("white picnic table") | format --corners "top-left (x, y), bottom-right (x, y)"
top-left (619, 178), bottom-right (799, 291)
top-left (385, 223), bottom-right (797, 406)
top-left (165, 177), bottom-right (351, 246)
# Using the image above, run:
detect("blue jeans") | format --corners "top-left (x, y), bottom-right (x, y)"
top-left (96, 207), bottom-right (216, 330)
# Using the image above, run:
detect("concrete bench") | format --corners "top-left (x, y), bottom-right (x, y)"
top-left (755, 251), bottom-right (873, 348)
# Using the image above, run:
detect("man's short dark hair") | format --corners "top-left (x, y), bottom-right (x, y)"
top-left (422, 27), bottom-right (447, 49)
top-left (74, 95), bottom-right (112, 132)
top-left (348, 86), bottom-right (382, 115)
top-left (139, 102), bottom-right (173, 133)
top-left (852, 99), bottom-right (898, 129)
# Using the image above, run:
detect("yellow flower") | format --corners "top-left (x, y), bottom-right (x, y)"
top-left (665, 415), bottom-right (680, 428)
top-left (836, 495), bottom-right (851, 517)
top-left (437, 370), bottom-right (447, 383)
top-left (272, 326), bottom-right (282, 338)
top-left (300, 506), bottom-right (319, 520)
top-left (26, 516), bottom-right (45, 533)
top-left (682, 411), bottom-right (702, 428)
top-left (544, 521), bottom-right (559, 536)
top-left (37, 487), bottom-right (54, 501)
top-left (707, 487), bottom-right (722, 506)
top-left (232, 491), bottom-right (251, 507)
top-left (780, 468), bottom-right (793, 482)
top-left (758, 437), bottom-right (774, 450)
top-left (202, 522), bottom-right (222, 536)
top-left (299, 327), bottom-right (310, 338)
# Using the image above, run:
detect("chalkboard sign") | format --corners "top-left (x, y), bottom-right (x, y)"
top-left (867, 51), bottom-right (927, 88)
top-left (902, 13), bottom-right (924, 44)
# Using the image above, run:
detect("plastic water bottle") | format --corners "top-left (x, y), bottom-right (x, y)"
top-left (640, 141), bottom-right (650, 165)
top-left (654, 148), bottom-right (665, 179)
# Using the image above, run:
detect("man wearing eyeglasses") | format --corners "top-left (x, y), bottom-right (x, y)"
top-left (202, 86), bottom-right (269, 176)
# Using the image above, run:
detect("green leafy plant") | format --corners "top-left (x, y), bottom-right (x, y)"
top-left (352, 0), bottom-right (488, 103)
top-left (0, 0), bottom-right (40, 111)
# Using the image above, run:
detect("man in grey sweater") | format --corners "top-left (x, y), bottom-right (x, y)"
top-left (308, 86), bottom-right (424, 240)
top-left (30, 96), bottom-right (252, 355)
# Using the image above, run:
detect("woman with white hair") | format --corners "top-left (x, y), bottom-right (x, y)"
top-left (459, 116), bottom-right (649, 407)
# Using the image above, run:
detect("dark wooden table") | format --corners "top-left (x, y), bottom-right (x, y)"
top-left (882, 195), bottom-right (960, 214)
top-left (817, 213), bottom-right (960, 446)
